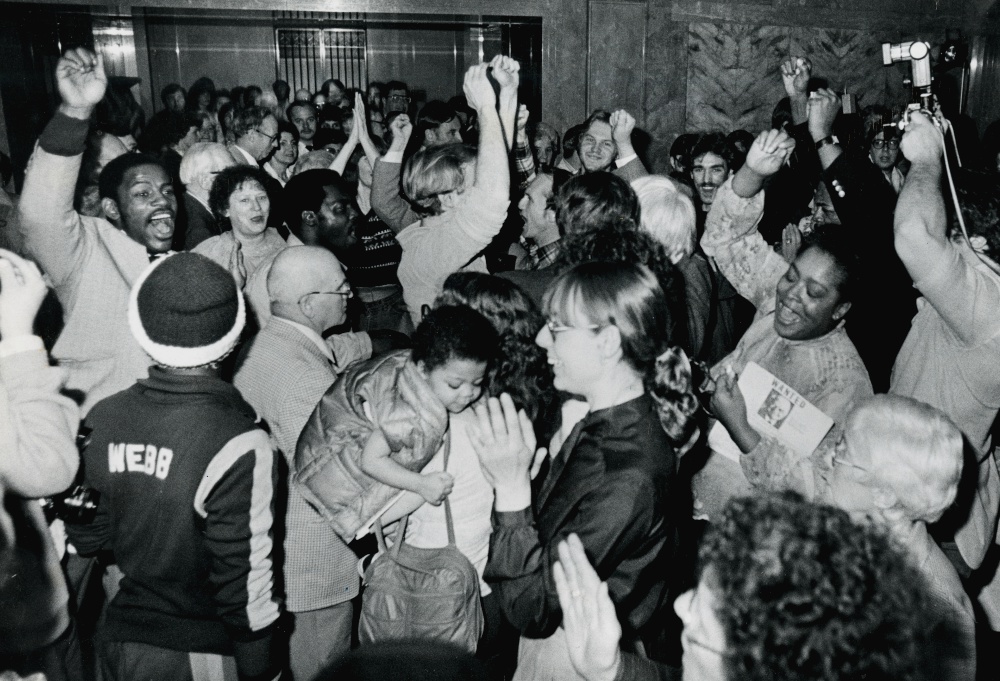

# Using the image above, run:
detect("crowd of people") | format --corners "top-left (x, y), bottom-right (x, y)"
top-left (3, 44), bottom-right (1000, 681)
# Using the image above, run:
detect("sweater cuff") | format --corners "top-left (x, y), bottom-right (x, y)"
top-left (492, 506), bottom-right (533, 528)
top-left (39, 112), bottom-right (90, 157)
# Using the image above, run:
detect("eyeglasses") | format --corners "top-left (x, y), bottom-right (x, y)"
top-left (871, 138), bottom-right (900, 149)
top-left (544, 318), bottom-right (602, 335)
top-left (388, 94), bottom-right (411, 102)
top-left (255, 128), bottom-right (278, 144)
top-left (299, 287), bottom-right (353, 305)
top-left (830, 454), bottom-right (867, 473)
top-left (829, 434), bottom-right (867, 472)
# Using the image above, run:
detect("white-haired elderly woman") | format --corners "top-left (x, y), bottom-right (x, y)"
top-left (752, 394), bottom-right (976, 681)
top-left (632, 175), bottom-right (727, 362)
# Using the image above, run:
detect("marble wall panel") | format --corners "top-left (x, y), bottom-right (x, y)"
top-left (643, 3), bottom-right (689, 172)
top-left (685, 22), bottom-right (788, 133)
top-left (588, 1), bottom-right (647, 114)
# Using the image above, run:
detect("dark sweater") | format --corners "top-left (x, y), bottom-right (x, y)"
top-left (67, 368), bottom-right (282, 679)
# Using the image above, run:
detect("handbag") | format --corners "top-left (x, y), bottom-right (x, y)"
top-left (358, 438), bottom-right (484, 652)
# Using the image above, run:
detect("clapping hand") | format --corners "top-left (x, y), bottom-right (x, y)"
top-left (56, 48), bottom-right (107, 117)
top-left (468, 394), bottom-right (540, 504)
top-left (0, 249), bottom-right (50, 340)
top-left (745, 129), bottom-right (796, 178)
top-left (780, 57), bottom-right (811, 97)
top-left (553, 534), bottom-right (622, 681)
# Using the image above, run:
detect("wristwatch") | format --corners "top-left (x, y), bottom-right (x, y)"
top-left (815, 135), bottom-right (839, 150)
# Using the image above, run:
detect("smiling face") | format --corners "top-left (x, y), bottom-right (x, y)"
top-left (115, 164), bottom-right (178, 253)
top-left (315, 184), bottom-right (360, 253)
top-left (224, 180), bottom-right (270, 239)
top-left (773, 247), bottom-right (850, 340)
top-left (578, 120), bottom-right (616, 173)
top-left (691, 152), bottom-right (729, 207)
top-left (535, 308), bottom-right (605, 398)
top-left (420, 357), bottom-right (487, 413)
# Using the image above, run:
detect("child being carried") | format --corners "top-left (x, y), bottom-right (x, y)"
top-left (295, 305), bottom-right (499, 541)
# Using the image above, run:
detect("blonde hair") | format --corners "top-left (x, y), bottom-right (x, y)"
top-left (402, 143), bottom-right (476, 215)
top-left (631, 175), bottom-right (696, 264)
top-left (846, 395), bottom-right (963, 523)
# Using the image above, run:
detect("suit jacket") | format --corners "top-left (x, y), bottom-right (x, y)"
top-left (484, 394), bottom-right (678, 646)
top-left (234, 318), bottom-right (360, 611)
top-left (18, 115), bottom-right (152, 415)
top-left (181, 193), bottom-right (220, 250)
top-left (821, 152), bottom-right (915, 393)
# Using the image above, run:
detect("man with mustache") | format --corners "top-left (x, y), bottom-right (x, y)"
top-left (18, 47), bottom-right (178, 414)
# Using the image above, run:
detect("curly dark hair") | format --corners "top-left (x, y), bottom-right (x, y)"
top-left (553, 221), bottom-right (690, 354)
top-left (700, 492), bottom-right (932, 681)
top-left (435, 272), bottom-right (561, 444)
top-left (208, 165), bottom-right (270, 222)
top-left (411, 305), bottom-right (499, 374)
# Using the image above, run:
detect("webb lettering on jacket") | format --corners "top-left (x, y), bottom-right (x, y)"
top-left (108, 443), bottom-right (173, 479)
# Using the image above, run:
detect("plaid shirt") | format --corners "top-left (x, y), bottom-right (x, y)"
top-left (513, 126), bottom-right (536, 192)
top-left (519, 238), bottom-right (561, 271)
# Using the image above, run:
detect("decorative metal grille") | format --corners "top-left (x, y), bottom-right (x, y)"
top-left (276, 27), bottom-right (367, 96)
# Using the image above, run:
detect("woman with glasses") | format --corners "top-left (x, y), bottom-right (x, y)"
top-left (551, 492), bottom-right (933, 681)
top-left (469, 261), bottom-right (700, 680)
top-left (811, 395), bottom-right (975, 681)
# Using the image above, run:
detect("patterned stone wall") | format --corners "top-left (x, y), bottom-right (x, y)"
top-left (685, 23), bottom-right (921, 135)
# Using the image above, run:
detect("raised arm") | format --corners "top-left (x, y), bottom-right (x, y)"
top-left (353, 92), bottom-right (381, 167)
top-left (0, 249), bottom-right (79, 497)
top-left (893, 113), bottom-right (951, 283)
top-left (18, 48), bottom-right (107, 289)
top-left (610, 110), bottom-right (648, 182)
top-left (701, 129), bottom-right (796, 311)
top-left (370, 114), bottom-right (422, 234)
top-left (512, 104), bottom-right (537, 191)
top-left (473, 56), bottom-right (515, 201)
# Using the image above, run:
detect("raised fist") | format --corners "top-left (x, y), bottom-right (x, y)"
top-left (899, 111), bottom-right (943, 165)
top-left (745, 129), bottom-right (796, 178)
top-left (609, 110), bottom-right (636, 148)
top-left (489, 54), bottom-right (520, 90)
top-left (463, 63), bottom-right (497, 112)
top-left (56, 48), bottom-right (107, 113)
top-left (780, 57), bottom-right (811, 97)
top-left (807, 88), bottom-right (841, 142)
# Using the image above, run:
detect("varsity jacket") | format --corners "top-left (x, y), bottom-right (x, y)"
top-left (66, 368), bottom-right (282, 681)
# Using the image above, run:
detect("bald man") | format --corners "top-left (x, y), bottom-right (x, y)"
top-left (234, 245), bottom-right (360, 681)
top-left (177, 142), bottom-right (236, 249)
